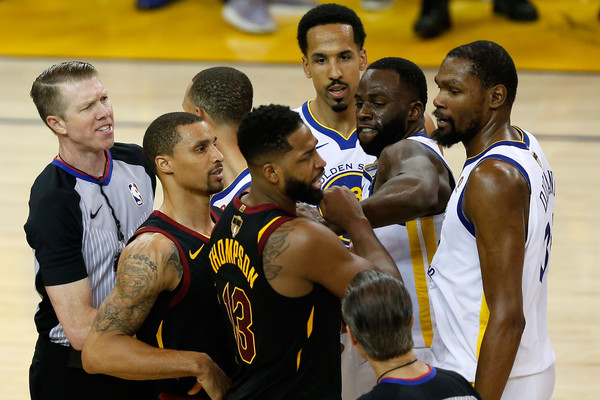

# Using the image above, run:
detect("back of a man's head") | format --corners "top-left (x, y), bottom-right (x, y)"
top-left (297, 3), bottom-right (366, 56)
top-left (236, 104), bottom-right (303, 167)
top-left (342, 270), bottom-right (413, 361)
top-left (187, 66), bottom-right (253, 126)
top-left (30, 61), bottom-right (98, 127)
top-left (143, 111), bottom-right (204, 176)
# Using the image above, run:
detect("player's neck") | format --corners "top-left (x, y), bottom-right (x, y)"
top-left (216, 124), bottom-right (248, 187)
top-left (310, 98), bottom-right (357, 139)
top-left (464, 119), bottom-right (517, 158)
top-left (241, 180), bottom-right (296, 214)
top-left (159, 190), bottom-right (214, 236)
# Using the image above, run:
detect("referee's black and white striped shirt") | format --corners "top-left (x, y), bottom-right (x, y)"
top-left (25, 143), bottom-right (156, 346)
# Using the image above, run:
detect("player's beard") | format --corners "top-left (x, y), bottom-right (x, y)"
top-left (359, 115), bottom-right (406, 157)
top-left (327, 79), bottom-right (350, 113)
top-left (285, 176), bottom-right (324, 206)
top-left (331, 101), bottom-right (348, 113)
top-left (432, 112), bottom-right (481, 148)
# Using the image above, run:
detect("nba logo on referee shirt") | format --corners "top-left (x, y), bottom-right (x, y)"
top-left (128, 182), bottom-right (144, 206)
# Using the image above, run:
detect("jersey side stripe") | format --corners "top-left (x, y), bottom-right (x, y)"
top-left (406, 219), bottom-right (434, 347)
top-left (476, 293), bottom-right (490, 359)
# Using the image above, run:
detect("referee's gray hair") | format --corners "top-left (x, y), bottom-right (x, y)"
top-left (342, 270), bottom-right (413, 361)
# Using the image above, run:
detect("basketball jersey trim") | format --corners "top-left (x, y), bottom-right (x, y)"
top-left (456, 153), bottom-right (532, 237)
top-left (379, 365), bottom-right (435, 385)
top-left (464, 137), bottom-right (527, 167)
top-left (232, 193), bottom-right (296, 216)
top-left (210, 168), bottom-right (252, 205)
top-left (257, 216), bottom-right (294, 256)
top-left (406, 218), bottom-right (435, 347)
top-left (133, 225), bottom-right (191, 308)
top-left (132, 209), bottom-right (211, 309)
top-left (301, 101), bottom-right (359, 149)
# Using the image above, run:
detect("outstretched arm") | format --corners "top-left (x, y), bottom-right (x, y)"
top-left (361, 141), bottom-right (451, 228)
top-left (464, 159), bottom-right (529, 400)
top-left (266, 186), bottom-right (401, 300)
top-left (82, 233), bottom-right (229, 398)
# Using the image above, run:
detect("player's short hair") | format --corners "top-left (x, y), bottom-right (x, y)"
top-left (297, 3), bottom-right (366, 56)
top-left (143, 112), bottom-right (204, 175)
top-left (447, 40), bottom-right (518, 106)
top-left (342, 270), bottom-right (413, 361)
top-left (30, 61), bottom-right (98, 127)
top-left (237, 104), bottom-right (303, 166)
top-left (187, 66), bottom-right (253, 126)
top-left (367, 57), bottom-right (428, 106)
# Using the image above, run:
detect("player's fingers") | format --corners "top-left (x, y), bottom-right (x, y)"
top-left (187, 380), bottom-right (203, 396)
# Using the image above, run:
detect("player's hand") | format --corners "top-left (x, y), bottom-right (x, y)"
top-left (319, 186), bottom-right (367, 232)
top-left (296, 202), bottom-right (344, 235)
top-left (296, 202), bottom-right (322, 222)
top-left (187, 353), bottom-right (230, 400)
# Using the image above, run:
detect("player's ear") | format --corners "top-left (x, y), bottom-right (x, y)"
top-left (263, 163), bottom-right (280, 184)
top-left (302, 56), bottom-right (311, 79)
top-left (156, 155), bottom-right (173, 174)
top-left (359, 48), bottom-right (368, 72)
top-left (408, 101), bottom-right (424, 122)
top-left (489, 84), bottom-right (507, 110)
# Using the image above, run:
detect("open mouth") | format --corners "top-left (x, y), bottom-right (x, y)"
top-left (328, 84), bottom-right (347, 99)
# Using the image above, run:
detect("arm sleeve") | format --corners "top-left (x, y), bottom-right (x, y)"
top-left (24, 168), bottom-right (88, 286)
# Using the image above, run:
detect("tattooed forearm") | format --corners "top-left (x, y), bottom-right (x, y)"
top-left (263, 226), bottom-right (292, 281)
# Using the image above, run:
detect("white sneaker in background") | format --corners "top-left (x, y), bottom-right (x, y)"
top-left (222, 0), bottom-right (276, 34)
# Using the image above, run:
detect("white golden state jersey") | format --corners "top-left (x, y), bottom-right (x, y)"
top-left (294, 101), bottom-right (376, 200)
top-left (428, 128), bottom-right (556, 381)
top-left (210, 168), bottom-right (251, 212)
top-left (362, 133), bottom-right (454, 359)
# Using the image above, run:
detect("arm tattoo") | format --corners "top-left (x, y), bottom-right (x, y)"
top-left (92, 243), bottom-right (182, 335)
top-left (164, 243), bottom-right (183, 282)
top-left (262, 225), bottom-right (292, 281)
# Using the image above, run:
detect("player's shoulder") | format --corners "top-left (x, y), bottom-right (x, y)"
top-left (130, 230), bottom-right (177, 252)
top-left (379, 136), bottom-right (436, 167)
top-left (276, 216), bottom-right (338, 246)
top-left (471, 156), bottom-right (528, 186)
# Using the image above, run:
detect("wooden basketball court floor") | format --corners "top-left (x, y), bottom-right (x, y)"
top-left (1, 0), bottom-right (599, 399)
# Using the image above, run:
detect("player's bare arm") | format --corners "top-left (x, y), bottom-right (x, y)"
top-left (464, 159), bottom-right (529, 400)
top-left (361, 141), bottom-right (452, 228)
top-left (265, 187), bottom-right (400, 299)
top-left (82, 234), bottom-right (230, 399)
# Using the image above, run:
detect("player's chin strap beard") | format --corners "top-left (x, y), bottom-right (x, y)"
top-left (58, 152), bottom-right (125, 272)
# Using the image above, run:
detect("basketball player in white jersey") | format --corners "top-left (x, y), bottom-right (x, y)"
top-left (429, 40), bottom-right (555, 400)
top-left (295, 4), bottom-right (375, 211)
top-left (343, 57), bottom-right (454, 397)
top-left (182, 67), bottom-right (253, 212)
